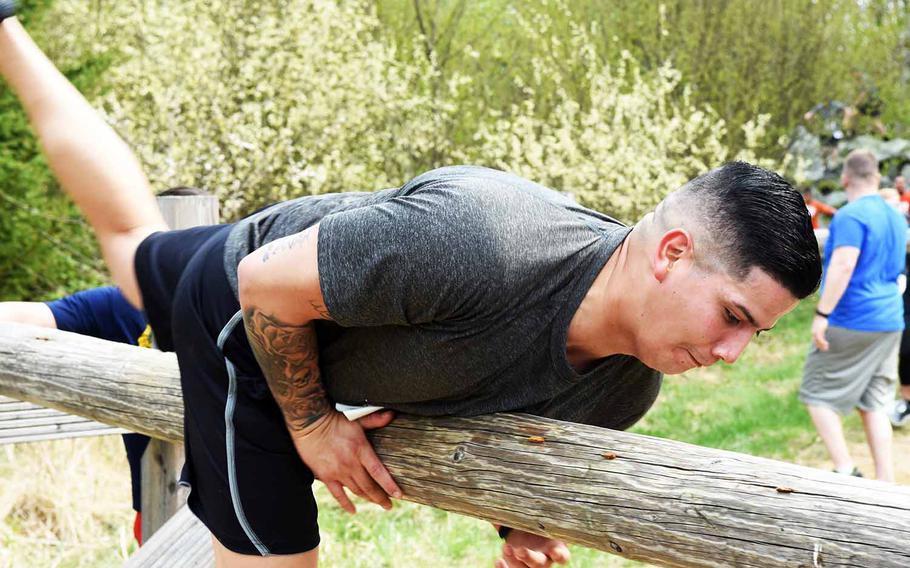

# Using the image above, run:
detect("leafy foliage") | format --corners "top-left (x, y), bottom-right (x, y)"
top-left (4, 0), bottom-right (910, 296)
top-left (78, 0), bottom-right (467, 218)
top-left (378, 0), bottom-right (910, 152)
top-left (43, 0), bottom-right (769, 224)
top-left (456, 9), bottom-right (776, 221)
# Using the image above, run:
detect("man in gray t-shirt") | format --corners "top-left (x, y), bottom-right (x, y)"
top-left (225, 166), bottom-right (661, 428)
top-left (4, 13), bottom-right (823, 567)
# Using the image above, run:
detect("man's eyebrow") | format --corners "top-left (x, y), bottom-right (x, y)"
top-left (734, 303), bottom-right (773, 332)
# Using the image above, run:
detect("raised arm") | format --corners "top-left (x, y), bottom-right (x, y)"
top-left (0, 16), bottom-right (166, 308)
top-left (237, 223), bottom-right (402, 513)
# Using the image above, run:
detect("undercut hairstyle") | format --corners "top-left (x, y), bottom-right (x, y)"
top-left (843, 149), bottom-right (878, 181)
top-left (156, 186), bottom-right (211, 197)
top-left (653, 161), bottom-right (822, 299)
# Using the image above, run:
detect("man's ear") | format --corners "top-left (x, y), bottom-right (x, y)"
top-left (653, 229), bottom-right (693, 283)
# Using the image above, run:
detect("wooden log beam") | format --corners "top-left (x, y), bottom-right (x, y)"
top-left (0, 323), bottom-right (184, 442)
top-left (1, 322), bottom-right (909, 567)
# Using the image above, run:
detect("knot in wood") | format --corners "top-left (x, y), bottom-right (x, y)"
top-left (609, 541), bottom-right (623, 553)
top-left (452, 446), bottom-right (466, 463)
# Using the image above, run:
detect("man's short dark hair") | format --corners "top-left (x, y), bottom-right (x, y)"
top-left (156, 186), bottom-right (210, 197)
top-left (664, 161), bottom-right (822, 299)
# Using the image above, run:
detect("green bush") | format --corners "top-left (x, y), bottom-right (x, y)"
top-left (45, 0), bottom-right (774, 225)
top-left (74, 0), bottom-right (468, 218)
top-left (378, 0), bottom-right (910, 153)
top-left (456, 6), bottom-right (778, 221)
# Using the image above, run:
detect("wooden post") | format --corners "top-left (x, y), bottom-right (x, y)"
top-left (140, 193), bottom-right (219, 542)
top-left (122, 506), bottom-right (214, 568)
top-left (0, 326), bottom-right (909, 568)
top-left (155, 195), bottom-right (219, 230)
top-left (139, 438), bottom-right (186, 545)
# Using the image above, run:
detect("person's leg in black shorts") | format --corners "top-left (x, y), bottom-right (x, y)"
top-left (892, 355), bottom-right (910, 426)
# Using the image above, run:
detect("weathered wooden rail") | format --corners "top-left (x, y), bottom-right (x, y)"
top-left (1, 322), bottom-right (909, 567)
top-left (0, 395), bottom-right (125, 444)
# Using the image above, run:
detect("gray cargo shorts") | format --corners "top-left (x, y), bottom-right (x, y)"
top-left (800, 325), bottom-right (900, 414)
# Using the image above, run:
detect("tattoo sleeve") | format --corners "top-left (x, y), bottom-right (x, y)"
top-left (243, 307), bottom-right (331, 433)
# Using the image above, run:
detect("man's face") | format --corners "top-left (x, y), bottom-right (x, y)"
top-left (897, 177), bottom-right (906, 193)
top-left (637, 262), bottom-right (798, 375)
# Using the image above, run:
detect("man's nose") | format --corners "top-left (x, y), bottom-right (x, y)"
top-left (711, 329), bottom-right (754, 364)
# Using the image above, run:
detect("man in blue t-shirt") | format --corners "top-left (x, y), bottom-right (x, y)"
top-left (0, 286), bottom-right (152, 543)
top-left (800, 149), bottom-right (907, 482)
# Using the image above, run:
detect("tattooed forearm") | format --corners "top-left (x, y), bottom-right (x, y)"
top-left (243, 306), bottom-right (331, 433)
top-left (260, 229), bottom-right (312, 264)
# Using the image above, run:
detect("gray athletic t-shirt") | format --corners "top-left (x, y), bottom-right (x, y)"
top-left (224, 166), bottom-right (662, 430)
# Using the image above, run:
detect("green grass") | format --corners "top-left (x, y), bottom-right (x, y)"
top-left (315, 487), bottom-right (642, 567)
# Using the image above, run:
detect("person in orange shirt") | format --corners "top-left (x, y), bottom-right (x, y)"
top-left (894, 176), bottom-right (910, 214)
top-left (802, 188), bottom-right (837, 229)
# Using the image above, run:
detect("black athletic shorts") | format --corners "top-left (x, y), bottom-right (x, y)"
top-left (134, 224), bottom-right (320, 555)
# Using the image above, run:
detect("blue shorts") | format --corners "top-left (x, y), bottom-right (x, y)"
top-left (134, 225), bottom-right (320, 555)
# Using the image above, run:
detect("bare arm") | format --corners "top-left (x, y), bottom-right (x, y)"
top-left (0, 18), bottom-right (166, 307)
top-left (812, 246), bottom-right (859, 351)
top-left (238, 225), bottom-right (332, 432)
top-left (0, 302), bottom-right (56, 328)
top-left (237, 224), bottom-right (401, 512)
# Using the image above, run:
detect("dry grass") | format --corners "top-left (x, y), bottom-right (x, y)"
top-left (0, 437), bottom-right (136, 568)
top-left (0, 436), bottom-right (634, 567)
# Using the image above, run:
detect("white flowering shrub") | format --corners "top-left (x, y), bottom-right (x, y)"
top-left (48, 0), bottom-right (465, 217)
top-left (461, 4), bottom-right (777, 222)
top-left (45, 0), bottom-right (781, 222)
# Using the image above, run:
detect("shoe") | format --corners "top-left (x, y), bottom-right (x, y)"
top-left (889, 398), bottom-right (910, 427)
top-left (832, 466), bottom-right (863, 477)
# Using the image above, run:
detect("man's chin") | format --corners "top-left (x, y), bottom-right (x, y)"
top-left (659, 366), bottom-right (693, 376)
top-left (650, 358), bottom-right (698, 375)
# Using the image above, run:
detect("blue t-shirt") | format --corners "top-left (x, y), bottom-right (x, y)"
top-left (46, 286), bottom-right (151, 513)
top-left (823, 195), bottom-right (907, 331)
top-left (47, 286), bottom-right (148, 345)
